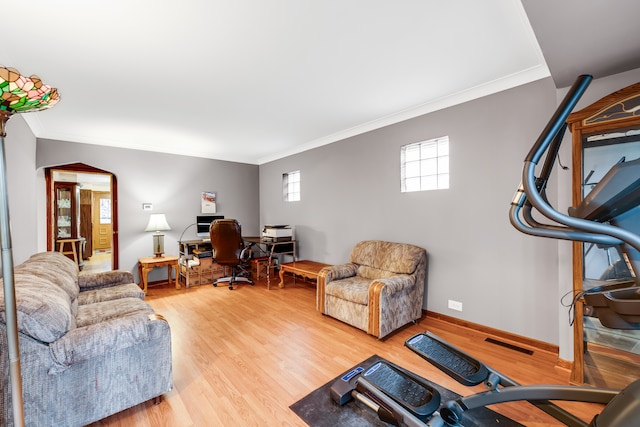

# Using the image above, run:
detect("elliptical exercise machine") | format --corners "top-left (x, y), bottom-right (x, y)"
top-left (331, 75), bottom-right (640, 426)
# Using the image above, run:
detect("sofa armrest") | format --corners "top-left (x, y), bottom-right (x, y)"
top-left (321, 263), bottom-right (358, 282)
top-left (79, 270), bottom-right (135, 291)
top-left (48, 313), bottom-right (169, 374)
top-left (371, 274), bottom-right (414, 295)
top-left (368, 274), bottom-right (415, 337)
top-left (316, 263), bottom-right (358, 313)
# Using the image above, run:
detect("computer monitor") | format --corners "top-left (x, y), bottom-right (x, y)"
top-left (196, 215), bottom-right (224, 237)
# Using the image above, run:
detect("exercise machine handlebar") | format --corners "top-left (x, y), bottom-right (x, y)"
top-left (510, 74), bottom-right (640, 253)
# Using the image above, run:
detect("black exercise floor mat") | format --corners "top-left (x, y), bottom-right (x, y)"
top-left (289, 355), bottom-right (524, 427)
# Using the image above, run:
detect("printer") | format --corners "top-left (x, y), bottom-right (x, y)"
top-left (262, 225), bottom-right (293, 241)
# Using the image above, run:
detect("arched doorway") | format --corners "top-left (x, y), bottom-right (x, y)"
top-left (45, 163), bottom-right (119, 270)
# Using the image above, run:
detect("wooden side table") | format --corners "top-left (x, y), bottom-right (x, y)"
top-left (138, 255), bottom-right (180, 294)
top-left (278, 260), bottom-right (331, 288)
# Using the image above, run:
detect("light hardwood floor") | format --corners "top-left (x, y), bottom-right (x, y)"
top-left (80, 251), bottom-right (111, 273)
top-left (87, 277), bottom-right (605, 427)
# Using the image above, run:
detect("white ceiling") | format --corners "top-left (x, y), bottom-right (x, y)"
top-left (522, 0), bottom-right (640, 89)
top-left (5, 1), bottom-right (638, 165)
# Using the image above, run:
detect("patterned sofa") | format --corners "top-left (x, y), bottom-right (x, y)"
top-left (317, 240), bottom-right (427, 338)
top-left (0, 252), bottom-right (172, 426)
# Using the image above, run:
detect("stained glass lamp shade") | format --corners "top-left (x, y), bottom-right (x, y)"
top-left (1, 65), bottom-right (60, 427)
top-left (0, 66), bottom-right (59, 111)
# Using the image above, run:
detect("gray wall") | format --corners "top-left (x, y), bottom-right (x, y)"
top-left (260, 77), bottom-right (563, 344)
top-left (3, 115), bottom-right (39, 266)
top-left (259, 69), bottom-right (640, 355)
top-left (35, 140), bottom-right (260, 282)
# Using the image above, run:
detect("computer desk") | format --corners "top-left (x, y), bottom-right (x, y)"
top-left (243, 236), bottom-right (296, 289)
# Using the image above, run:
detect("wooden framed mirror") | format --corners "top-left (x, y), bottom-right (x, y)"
top-left (567, 81), bottom-right (640, 387)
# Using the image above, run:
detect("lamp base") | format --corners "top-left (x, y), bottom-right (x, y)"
top-left (152, 233), bottom-right (165, 258)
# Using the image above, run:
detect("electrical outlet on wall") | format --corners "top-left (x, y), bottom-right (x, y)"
top-left (448, 299), bottom-right (463, 311)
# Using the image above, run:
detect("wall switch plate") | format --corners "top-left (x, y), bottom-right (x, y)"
top-left (448, 299), bottom-right (463, 311)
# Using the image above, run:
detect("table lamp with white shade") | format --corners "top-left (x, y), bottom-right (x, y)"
top-left (145, 213), bottom-right (171, 257)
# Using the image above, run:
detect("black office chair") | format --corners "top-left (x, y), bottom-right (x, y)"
top-left (210, 219), bottom-right (254, 290)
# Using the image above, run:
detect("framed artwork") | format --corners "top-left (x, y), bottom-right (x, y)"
top-left (201, 191), bottom-right (217, 213)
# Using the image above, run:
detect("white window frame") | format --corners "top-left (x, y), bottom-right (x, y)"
top-left (282, 170), bottom-right (301, 202)
top-left (401, 136), bottom-right (449, 192)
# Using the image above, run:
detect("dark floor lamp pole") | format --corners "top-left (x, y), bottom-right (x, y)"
top-left (0, 66), bottom-right (59, 427)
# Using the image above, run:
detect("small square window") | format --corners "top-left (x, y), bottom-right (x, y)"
top-left (283, 170), bottom-right (301, 201)
top-left (401, 137), bottom-right (449, 192)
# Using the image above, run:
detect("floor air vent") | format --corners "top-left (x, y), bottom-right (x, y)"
top-left (484, 337), bottom-right (534, 355)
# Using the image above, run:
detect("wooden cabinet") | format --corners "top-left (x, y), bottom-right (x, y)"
top-left (54, 182), bottom-right (87, 268)
top-left (567, 81), bottom-right (640, 387)
top-left (54, 182), bottom-right (78, 240)
top-left (79, 189), bottom-right (93, 259)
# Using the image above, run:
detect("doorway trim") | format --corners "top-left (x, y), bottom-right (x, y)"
top-left (45, 163), bottom-right (119, 270)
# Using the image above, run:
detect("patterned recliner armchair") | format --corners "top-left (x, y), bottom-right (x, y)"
top-left (317, 240), bottom-right (427, 338)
